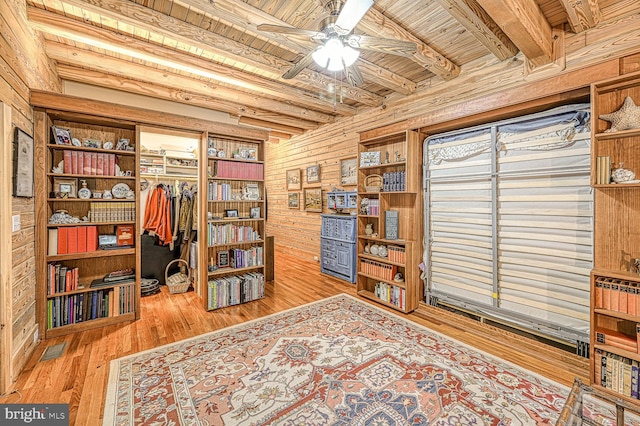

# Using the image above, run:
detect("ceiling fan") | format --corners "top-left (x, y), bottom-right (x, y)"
top-left (258, 0), bottom-right (417, 86)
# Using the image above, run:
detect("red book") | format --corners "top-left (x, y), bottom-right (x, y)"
top-left (603, 282), bottom-right (612, 310)
top-left (91, 153), bottom-right (97, 175)
top-left (611, 283), bottom-right (620, 312)
top-left (116, 225), bottom-right (134, 246)
top-left (57, 227), bottom-right (68, 254)
top-left (83, 152), bottom-right (92, 174)
top-left (77, 226), bottom-right (87, 253)
top-left (64, 150), bottom-right (72, 174)
top-left (66, 270), bottom-right (72, 292)
top-left (67, 227), bottom-right (78, 254)
top-left (78, 152), bottom-right (84, 176)
top-left (109, 154), bottom-right (115, 176)
top-left (72, 150), bottom-right (78, 174)
top-left (595, 281), bottom-right (603, 309)
top-left (620, 284), bottom-right (629, 314)
top-left (628, 285), bottom-right (637, 316)
top-left (87, 226), bottom-right (98, 252)
top-left (97, 153), bottom-right (104, 176)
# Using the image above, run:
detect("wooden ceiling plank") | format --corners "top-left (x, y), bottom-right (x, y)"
top-left (357, 6), bottom-right (460, 80)
top-left (238, 116), bottom-right (303, 135)
top-left (28, 7), bottom-right (351, 116)
top-left (475, 0), bottom-right (554, 67)
top-left (61, 0), bottom-right (374, 110)
top-left (187, 0), bottom-right (411, 95)
top-left (54, 63), bottom-right (320, 130)
top-left (434, 0), bottom-right (518, 61)
top-left (45, 42), bottom-right (335, 124)
top-left (559, 0), bottom-right (601, 33)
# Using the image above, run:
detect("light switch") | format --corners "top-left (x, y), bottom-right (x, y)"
top-left (12, 215), bottom-right (20, 232)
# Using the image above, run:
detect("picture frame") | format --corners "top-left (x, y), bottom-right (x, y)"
top-left (13, 127), bottom-right (34, 197)
top-left (304, 187), bottom-right (322, 212)
top-left (306, 164), bottom-right (320, 184)
top-left (288, 192), bottom-right (300, 209)
top-left (51, 125), bottom-right (72, 145)
top-left (243, 183), bottom-right (260, 200)
top-left (360, 151), bottom-right (381, 167)
top-left (242, 147), bottom-right (258, 161)
top-left (217, 250), bottom-right (230, 268)
top-left (250, 207), bottom-right (261, 219)
top-left (286, 169), bottom-right (301, 190)
top-left (84, 139), bottom-right (102, 149)
top-left (340, 157), bottom-right (357, 186)
top-left (116, 138), bottom-right (130, 151)
top-left (225, 209), bottom-right (238, 218)
top-left (53, 177), bottom-right (78, 198)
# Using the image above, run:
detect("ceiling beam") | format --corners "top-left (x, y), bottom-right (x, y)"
top-left (28, 7), bottom-right (348, 117)
top-left (48, 48), bottom-right (323, 130)
top-left (184, 0), bottom-right (416, 95)
top-left (238, 117), bottom-right (305, 136)
top-left (61, 0), bottom-right (379, 109)
top-left (475, 0), bottom-right (554, 67)
top-left (559, 0), bottom-right (601, 33)
top-left (357, 6), bottom-right (460, 80)
top-left (434, 0), bottom-right (519, 61)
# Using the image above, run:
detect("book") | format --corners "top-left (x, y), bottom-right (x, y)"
top-left (385, 210), bottom-right (399, 240)
top-left (116, 224), bottom-right (134, 246)
top-left (48, 228), bottom-right (58, 256)
top-left (57, 227), bottom-right (68, 255)
top-left (67, 227), bottom-right (78, 254)
top-left (77, 226), bottom-right (87, 253)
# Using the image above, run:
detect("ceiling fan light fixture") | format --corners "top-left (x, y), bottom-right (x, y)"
top-left (342, 45), bottom-right (360, 67)
top-left (312, 46), bottom-right (330, 68)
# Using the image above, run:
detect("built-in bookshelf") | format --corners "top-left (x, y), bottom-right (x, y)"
top-left (34, 107), bottom-right (140, 338)
top-left (356, 129), bottom-right (423, 313)
top-left (140, 151), bottom-right (198, 180)
top-left (590, 71), bottom-right (640, 403)
top-left (200, 134), bottom-right (268, 310)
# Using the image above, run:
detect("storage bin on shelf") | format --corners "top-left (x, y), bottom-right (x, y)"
top-left (364, 174), bottom-right (382, 192)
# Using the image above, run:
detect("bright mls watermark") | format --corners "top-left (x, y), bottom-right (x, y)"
top-left (1, 404), bottom-right (68, 425)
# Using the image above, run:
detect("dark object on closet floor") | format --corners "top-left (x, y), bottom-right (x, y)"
top-left (140, 233), bottom-right (180, 285)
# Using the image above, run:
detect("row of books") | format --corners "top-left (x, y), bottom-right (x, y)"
top-left (228, 247), bottom-right (263, 269)
top-left (62, 150), bottom-right (118, 176)
top-left (595, 349), bottom-right (640, 399)
top-left (387, 246), bottom-right (406, 263)
top-left (48, 226), bottom-right (98, 256)
top-left (213, 160), bottom-right (263, 180)
top-left (207, 182), bottom-right (234, 201)
top-left (363, 198), bottom-right (380, 216)
top-left (374, 281), bottom-right (406, 310)
top-left (47, 263), bottom-right (80, 295)
top-left (47, 284), bottom-right (135, 329)
top-left (360, 259), bottom-right (398, 281)
top-left (207, 272), bottom-right (264, 310)
top-left (88, 202), bottom-right (135, 223)
top-left (595, 277), bottom-right (640, 315)
top-left (382, 171), bottom-right (406, 192)
top-left (595, 156), bottom-right (611, 185)
top-left (595, 327), bottom-right (640, 353)
top-left (207, 223), bottom-right (261, 246)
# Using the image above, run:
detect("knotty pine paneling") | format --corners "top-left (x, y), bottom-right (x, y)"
top-left (0, 0), bottom-right (60, 393)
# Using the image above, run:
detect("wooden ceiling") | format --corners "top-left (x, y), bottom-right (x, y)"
top-left (25, 0), bottom-right (636, 137)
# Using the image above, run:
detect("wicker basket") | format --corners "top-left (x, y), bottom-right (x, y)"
top-left (165, 259), bottom-right (191, 294)
top-left (364, 174), bottom-right (383, 192)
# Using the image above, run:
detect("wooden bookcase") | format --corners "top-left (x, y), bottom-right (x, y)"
top-left (590, 71), bottom-right (640, 404)
top-left (356, 129), bottom-right (423, 312)
top-left (200, 133), bottom-right (268, 310)
top-left (34, 108), bottom-right (141, 339)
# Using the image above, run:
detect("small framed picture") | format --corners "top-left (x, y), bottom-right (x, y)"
top-left (225, 209), bottom-right (238, 218)
top-left (51, 126), bottom-right (72, 145)
top-left (13, 127), bottom-right (34, 198)
top-left (217, 250), bottom-right (230, 268)
top-left (306, 164), bottom-right (320, 184)
top-left (53, 177), bottom-right (78, 198)
top-left (340, 157), bottom-right (357, 186)
top-left (243, 183), bottom-right (260, 200)
top-left (287, 169), bottom-right (301, 190)
top-left (288, 192), bottom-right (300, 209)
top-left (304, 187), bottom-right (322, 212)
top-left (84, 139), bottom-right (102, 149)
top-left (250, 207), bottom-right (261, 218)
top-left (242, 147), bottom-right (258, 161)
top-left (116, 138), bottom-right (130, 150)
top-left (360, 151), bottom-right (381, 167)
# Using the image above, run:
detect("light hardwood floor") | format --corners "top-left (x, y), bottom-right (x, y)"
top-left (0, 247), bottom-right (586, 424)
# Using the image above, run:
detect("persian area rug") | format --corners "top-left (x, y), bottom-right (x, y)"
top-left (104, 294), bottom-right (568, 425)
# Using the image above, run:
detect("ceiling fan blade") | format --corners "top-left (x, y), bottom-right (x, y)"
top-left (334, 0), bottom-right (374, 35)
top-left (257, 24), bottom-right (327, 40)
top-left (344, 63), bottom-right (364, 87)
top-left (346, 34), bottom-right (417, 57)
top-left (282, 50), bottom-right (316, 80)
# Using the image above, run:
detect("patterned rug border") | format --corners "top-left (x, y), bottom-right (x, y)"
top-left (103, 293), bottom-right (570, 424)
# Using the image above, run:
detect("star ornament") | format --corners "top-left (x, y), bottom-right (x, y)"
top-left (599, 96), bottom-right (640, 133)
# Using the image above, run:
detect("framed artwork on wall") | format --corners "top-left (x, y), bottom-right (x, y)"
top-left (286, 169), bottom-right (301, 190)
top-left (340, 157), bottom-right (357, 186)
top-left (304, 188), bottom-right (322, 212)
top-left (306, 164), bottom-right (320, 184)
top-left (288, 192), bottom-right (300, 209)
top-left (13, 127), bottom-right (34, 197)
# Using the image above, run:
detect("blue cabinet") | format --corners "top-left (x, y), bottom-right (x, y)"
top-left (320, 214), bottom-right (356, 283)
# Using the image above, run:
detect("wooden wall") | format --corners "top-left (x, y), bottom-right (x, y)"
top-left (0, 0), bottom-right (60, 394)
top-left (265, 7), bottom-right (640, 261)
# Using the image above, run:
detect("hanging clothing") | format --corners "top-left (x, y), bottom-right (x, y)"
top-left (143, 184), bottom-right (174, 246)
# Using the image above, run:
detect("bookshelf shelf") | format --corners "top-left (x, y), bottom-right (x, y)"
top-left (358, 253), bottom-right (406, 267)
top-left (208, 265), bottom-right (263, 277)
top-left (590, 71), bottom-right (640, 402)
top-left (357, 289), bottom-right (407, 311)
top-left (207, 239), bottom-right (265, 248)
top-left (44, 313), bottom-right (136, 339)
top-left (47, 173), bottom-right (136, 181)
top-left (47, 221), bottom-right (135, 228)
top-left (46, 248), bottom-right (135, 262)
top-left (47, 143), bottom-right (136, 156)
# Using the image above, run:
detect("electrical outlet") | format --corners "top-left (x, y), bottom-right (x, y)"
top-left (12, 215), bottom-right (20, 232)
top-left (313, 255), bottom-right (319, 262)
